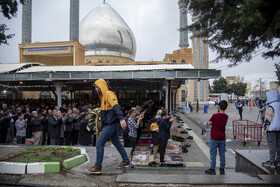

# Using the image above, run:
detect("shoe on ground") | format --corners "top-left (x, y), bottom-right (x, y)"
top-left (205, 168), bottom-right (216, 175)
top-left (149, 161), bottom-right (158, 167)
top-left (183, 143), bottom-right (191, 147)
top-left (116, 161), bottom-right (130, 169)
top-left (262, 160), bottom-right (276, 168)
top-left (220, 168), bottom-right (225, 175)
top-left (187, 136), bottom-right (193, 139)
top-left (85, 165), bottom-right (101, 174)
top-left (159, 162), bottom-right (168, 167)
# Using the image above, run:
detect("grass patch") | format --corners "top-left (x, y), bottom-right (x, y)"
top-left (58, 146), bottom-right (76, 153)
top-left (7, 147), bottom-right (80, 163)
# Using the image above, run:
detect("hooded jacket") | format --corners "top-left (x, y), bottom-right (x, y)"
top-left (94, 79), bottom-right (124, 126)
top-left (266, 89), bottom-right (280, 131)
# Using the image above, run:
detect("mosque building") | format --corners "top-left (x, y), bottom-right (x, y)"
top-left (18, 0), bottom-right (210, 105)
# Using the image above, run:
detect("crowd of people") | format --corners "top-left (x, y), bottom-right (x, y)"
top-left (0, 99), bottom-right (94, 146)
top-left (0, 97), bottom-right (167, 148)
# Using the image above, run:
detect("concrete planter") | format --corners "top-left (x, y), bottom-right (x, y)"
top-left (0, 147), bottom-right (87, 174)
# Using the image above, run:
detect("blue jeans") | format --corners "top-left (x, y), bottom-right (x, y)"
top-left (210, 139), bottom-right (226, 169)
top-left (95, 123), bottom-right (129, 168)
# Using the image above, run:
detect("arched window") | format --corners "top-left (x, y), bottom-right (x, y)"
top-left (172, 60), bottom-right (176, 64)
top-left (98, 61), bottom-right (102, 63)
top-left (181, 60), bottom-right (186, 64)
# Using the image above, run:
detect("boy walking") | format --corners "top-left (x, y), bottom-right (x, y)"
top-left (85, 79), bottom-right (129, 174)
top-left (205, 100), bottom-right (228, 175)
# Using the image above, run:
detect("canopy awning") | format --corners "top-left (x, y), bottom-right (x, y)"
top-left (0, 63), bottom-right (221, 92)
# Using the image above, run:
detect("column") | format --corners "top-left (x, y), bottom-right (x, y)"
top-left (165, 81), bottom-right (169, 112)
top-left (169, 81), bottom-right (172, 112)
top-left (178, 0), bottom-right (189, 48)
top-left (165, 80), bottom-right (172, 113)
top-left (54, 81), bottom-right (63, 107)
top-left (187, 78), bottom-right (190, 107)
top-left (22, 0), bottom-right (32, 43)
top-left (70, 0), bottom-right (79, 41)
top-left (13, 92), bottom-right (16, 100)
top-left (172, 90), bottom-right (177, 111)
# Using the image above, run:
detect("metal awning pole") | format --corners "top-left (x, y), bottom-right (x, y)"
top-left (54, 81), bottom-right (63, 107)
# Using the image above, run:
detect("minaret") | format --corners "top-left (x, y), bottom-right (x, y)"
top-left (70, 0), bottom-right (79, 41)
top-left (22, 0), bottom-right (32, 43)
top-left (178, 0), bottom-right (189, 48)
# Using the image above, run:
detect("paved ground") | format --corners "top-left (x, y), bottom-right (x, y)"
top-left (0, 103), bottom-right (277, 186)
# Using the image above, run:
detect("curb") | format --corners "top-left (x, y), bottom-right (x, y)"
top-left (45, 162), bottom-right (60, 173)
top-left (79, 147), bottom-right (90, 165)
top-left (26, 162), bottom-right (60, 173)
top-left (63, 155), bottom-right (86, 169)
top-left (0, 162), bottom-right (27, 174)
top-left (27, 162), bottom-right (45, 174)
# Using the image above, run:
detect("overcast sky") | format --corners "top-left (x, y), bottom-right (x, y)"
top-left (0, 0), bottom-right (278, 89)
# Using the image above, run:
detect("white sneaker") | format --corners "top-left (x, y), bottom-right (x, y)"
top-left (262, 160), bottom-right (276, 168)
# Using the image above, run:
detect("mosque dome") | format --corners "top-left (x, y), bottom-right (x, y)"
top-left (79, 2), bottom-right (137, 62)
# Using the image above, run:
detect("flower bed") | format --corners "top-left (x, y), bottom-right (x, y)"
top-left (0, 146), bottom-right (86, 174)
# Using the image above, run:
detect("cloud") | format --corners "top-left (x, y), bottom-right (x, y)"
top-left (0, 0), bottom-right (278, 88)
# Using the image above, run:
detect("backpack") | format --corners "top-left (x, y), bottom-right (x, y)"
top-left (94, 108), bottom-right (102, 131)
top-left (263, 106), bottom-right (274, 132)
top-left (87, 107), bottom-right (102, 131)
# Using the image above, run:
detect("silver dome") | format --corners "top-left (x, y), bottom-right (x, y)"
top-left (79, 3), bottom-right (136, 60)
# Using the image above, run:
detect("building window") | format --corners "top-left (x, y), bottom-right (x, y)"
top-left (181, 60), bottom-right (186, 64)
top-left (98, 61), bottom-right (102, 63)
top-left (172, 60), bottom-right (176, 64)
top-left (181, 90), bottom-right (186, 102)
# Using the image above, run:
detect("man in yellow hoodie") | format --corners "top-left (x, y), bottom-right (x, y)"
top-left (86, 79), bottom-right (130, 174)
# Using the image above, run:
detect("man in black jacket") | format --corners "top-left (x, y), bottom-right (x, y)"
top-left (72, 108), bottom-right (81, 145)
top-left (79, 113), bottom-right (92, 146)
top-left (48, 110), bottom-right (62, 145)
top-left (41, 109), bottom-right (49, 145)
top-left (237, 100), bottom-right (243, 120)
top-left (0, 108), bottom-right (7, 143)
top-left (5, 106), bottom-right (17, 144)
top-left (157, 112), bottom-right (173, 163)
top-left (30, 111), bottom-right (44, 145)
